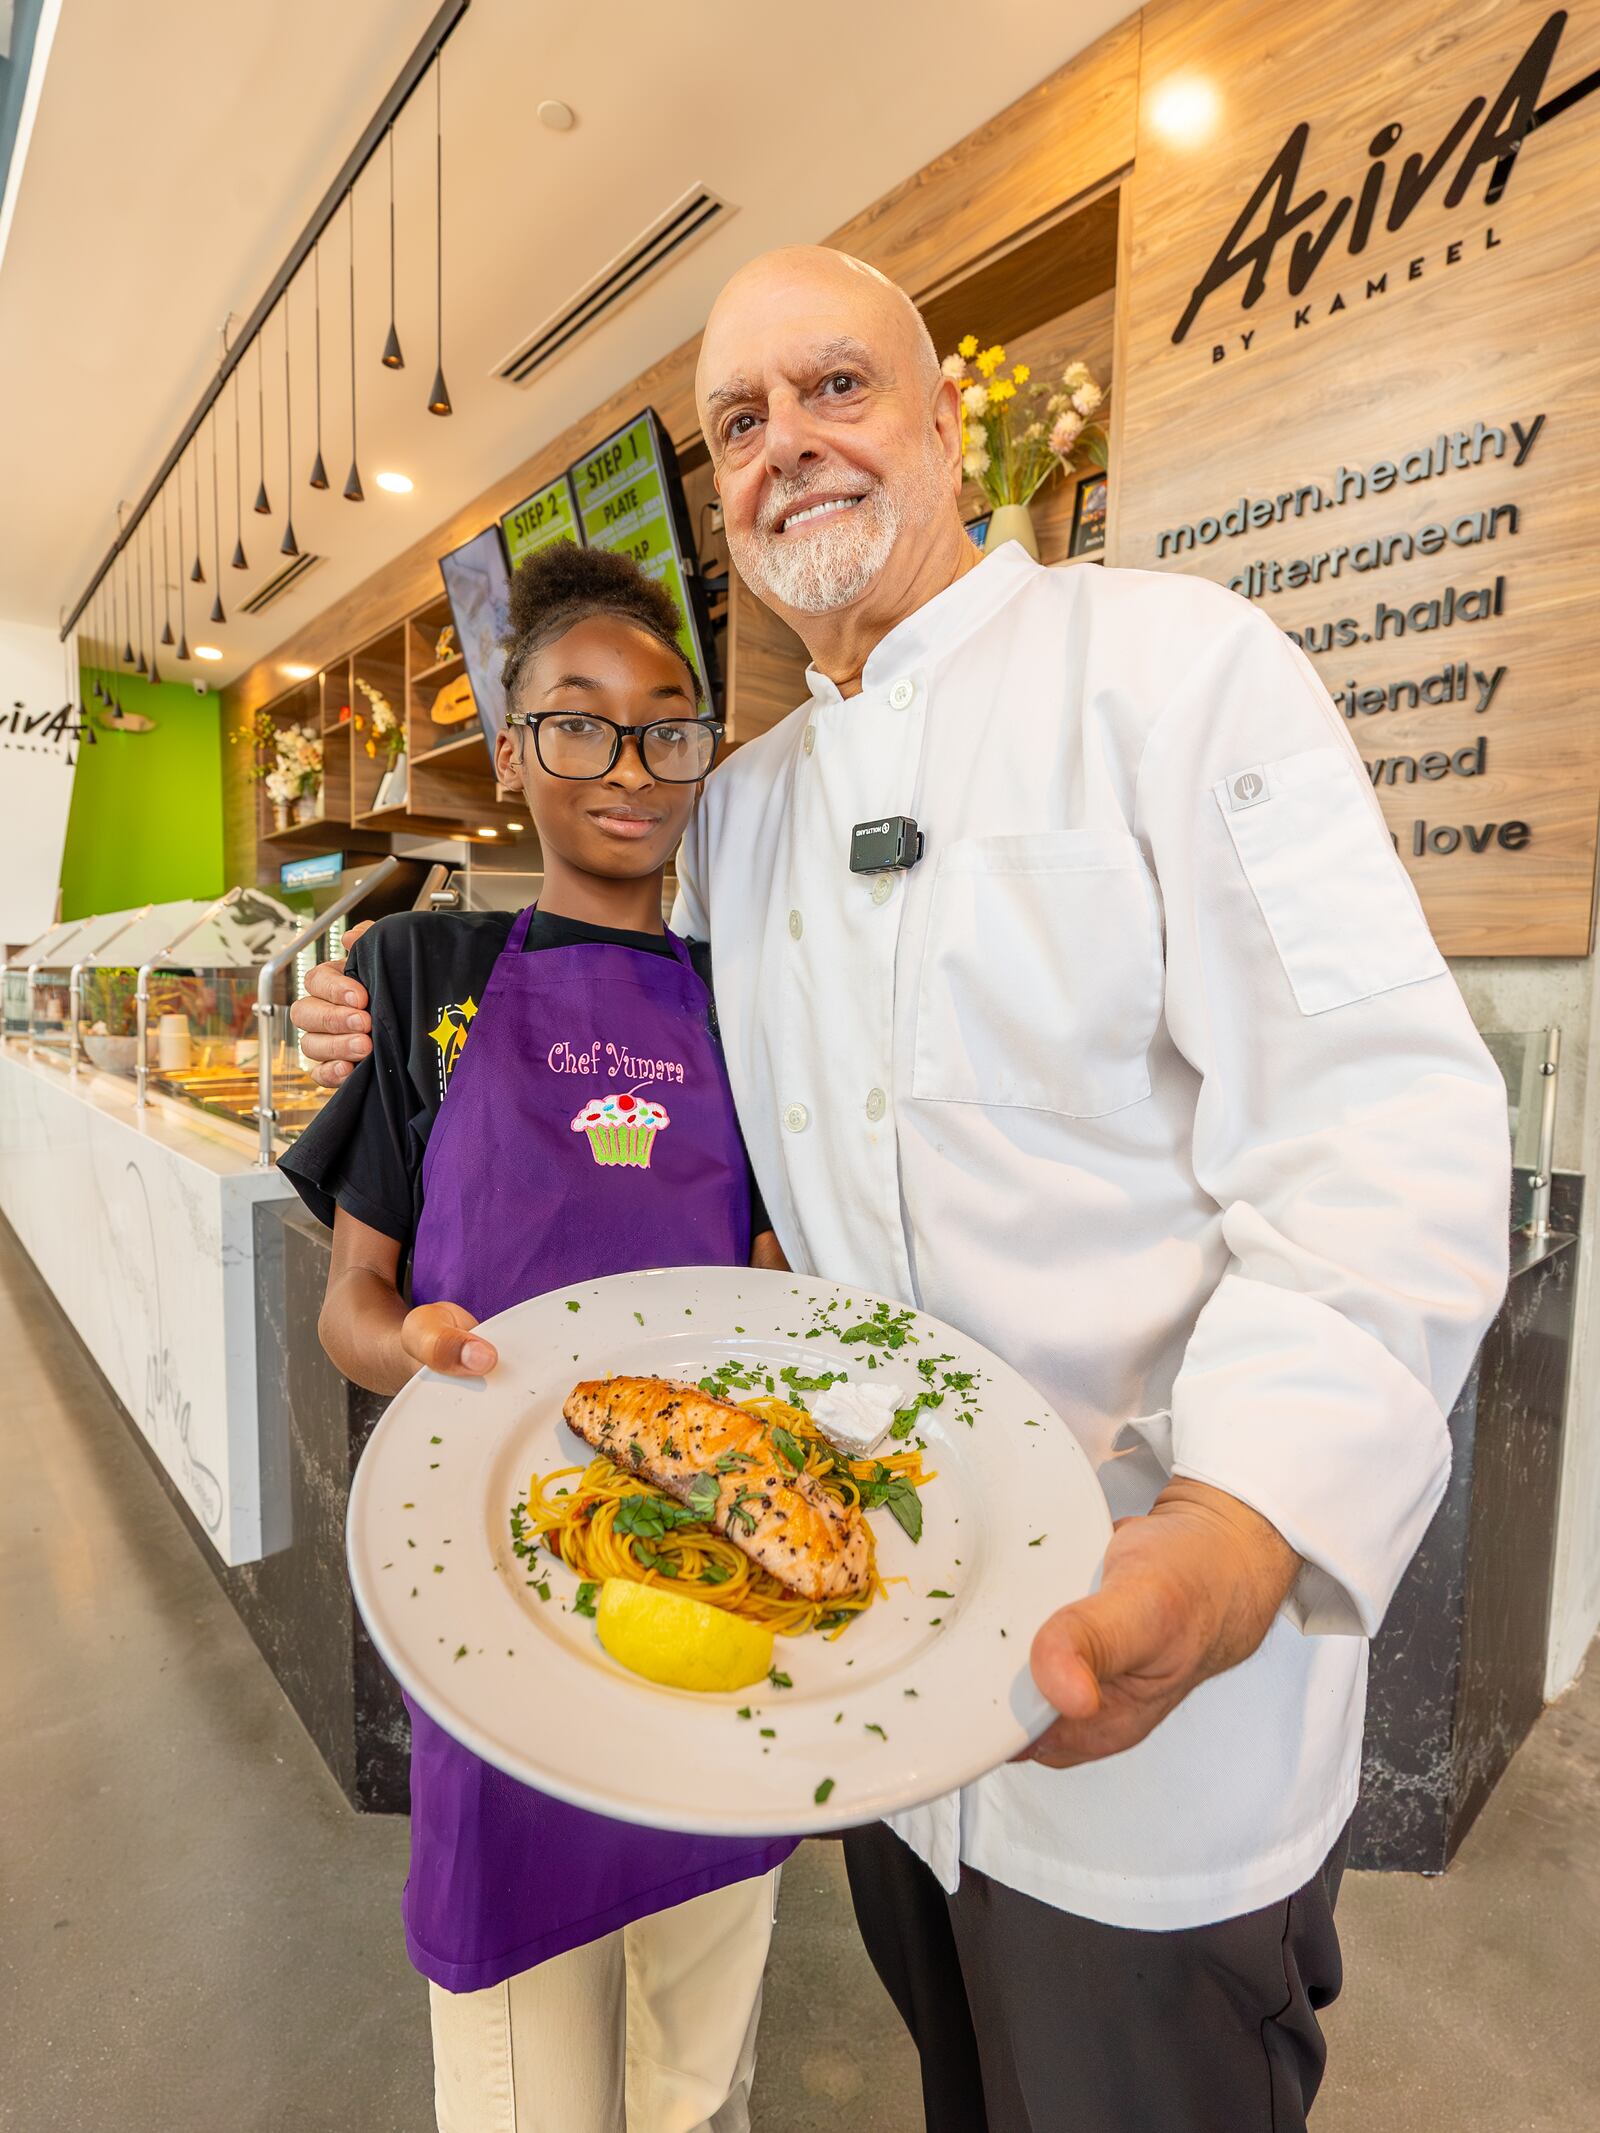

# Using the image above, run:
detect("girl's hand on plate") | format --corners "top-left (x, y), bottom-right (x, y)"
top-left (402, 1300), bottom-right (498, 1378)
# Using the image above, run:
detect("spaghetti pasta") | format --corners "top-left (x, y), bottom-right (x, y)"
top-left (518, 1396), bottom-right (933, 1638)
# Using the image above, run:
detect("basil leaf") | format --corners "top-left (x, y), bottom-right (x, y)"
top-left (686, 1474), bottom-right (720, 1521)
top-left (770, 1426), bottom-right (806, 1472)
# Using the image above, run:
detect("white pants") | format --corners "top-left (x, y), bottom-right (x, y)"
top-left (428, 1870), bottom-right (780, 2133)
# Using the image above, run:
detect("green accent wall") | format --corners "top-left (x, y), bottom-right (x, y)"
top-left (59, 671), bottom-right (225, 918)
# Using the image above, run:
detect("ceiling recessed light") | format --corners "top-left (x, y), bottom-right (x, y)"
top-left (375, 470), bottom-right (414, 494)
top-left (479, 827), bottom-right (498, 837)
top-left (537, 99), bottom-right (575, 132)
top-left (194, 645), bottom-right (224, 661)
top-left (282, 662), bottom-right (315, 680)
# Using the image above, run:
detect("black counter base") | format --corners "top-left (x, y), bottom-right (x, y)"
top-left (1352, 1176), bottom-right (1579, 1872)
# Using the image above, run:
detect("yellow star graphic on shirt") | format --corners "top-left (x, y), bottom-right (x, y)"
top-left (428, 994), bottom-right (478, 1087)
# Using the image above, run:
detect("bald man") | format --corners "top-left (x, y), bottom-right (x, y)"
top-left (294, 248), bottom-right (1508, 2132)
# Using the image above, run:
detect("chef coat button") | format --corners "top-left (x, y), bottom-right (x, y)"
top-left (870, 873), bottom-right (895, 906)
top-left (788, 908), bottom-right (803, 941)
top-left (783, 1102), bottom-right (809, 1134)
top-left (888, 678), bottom-right (915, 710)
top-left (865, 1087), bottom-right (887, 1123)
top-left (803, 724), bottom-right (817, 756)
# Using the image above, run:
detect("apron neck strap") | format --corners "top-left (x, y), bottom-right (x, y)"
top-left (509, 904), bottom-right (689, 964)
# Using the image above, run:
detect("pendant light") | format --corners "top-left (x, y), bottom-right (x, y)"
top-left (232, 370), bottom-right (249, 570)
top-left (176, 479), bottom-right (191, 662)
top-left (190, 440), bottom-right (206, 581)
top-left (135, 516), bottom-right (149, 674)
top-left (309, 242), bottom-right (330, 489)
top-left (91, 582), bottom-right (106, 702)
top-left (119, 526), bottom-right (134, 664)
top-left (281, 299), bottom-right (301, 558)
top-left (209, 411), bottom-right (227, 625)
top-left (161, 483), bottom-right (176, 645)
top-left (427, 57), bottom-right (451, 416)
top-left (254, 337), bottom-right (271, 515)
top-left (147, 516), bottom-right (163, 685)
top-left (344, 188), bottom-right (364, 500)
top-left (382, 124), bottom-right (404, 368)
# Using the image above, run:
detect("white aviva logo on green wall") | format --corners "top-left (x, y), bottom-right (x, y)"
top-left (0, 617), bottom-right (82, 943)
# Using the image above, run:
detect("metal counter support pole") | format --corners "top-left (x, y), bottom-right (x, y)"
top-left (68, 907), bottom-right (149, 1073)
top-left (136, 888), bottom-right (244, 1109)
top-left (1527, 1025), bottom-right (1561, 1243)
top-left (255, 857), bottom-right (400, 1168)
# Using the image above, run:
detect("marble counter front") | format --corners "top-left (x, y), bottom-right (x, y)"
top-left (0, 1042), bottom-right (294, 1562)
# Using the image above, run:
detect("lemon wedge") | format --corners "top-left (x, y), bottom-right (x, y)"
top-left (595, 1578), bottom-right (774, 1693)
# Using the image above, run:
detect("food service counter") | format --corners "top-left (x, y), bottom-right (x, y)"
top-left (0, 1042), bottom-right (295, 1562)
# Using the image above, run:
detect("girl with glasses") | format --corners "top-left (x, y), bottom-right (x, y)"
top-left (280, 542), bottom-right (793, 2133)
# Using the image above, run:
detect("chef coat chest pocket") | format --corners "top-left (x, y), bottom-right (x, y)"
top-left (912, 830), bottom-right (1163, 1117)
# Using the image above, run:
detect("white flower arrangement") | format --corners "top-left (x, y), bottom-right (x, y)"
top-left (355, 676), bottom-right (405, 763)
top-left (264, 721), bottom-right (322, 804)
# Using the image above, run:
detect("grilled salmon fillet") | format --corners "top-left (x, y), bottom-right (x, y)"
top-left (563, 1376), bottom-right (871, 1602)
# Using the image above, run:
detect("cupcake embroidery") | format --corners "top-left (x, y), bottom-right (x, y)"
top-left (570, 1092), bottom-right (671, 1168)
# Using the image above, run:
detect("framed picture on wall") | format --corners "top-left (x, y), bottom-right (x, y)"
top-left (1069, 471), bottom-right (1108, 557)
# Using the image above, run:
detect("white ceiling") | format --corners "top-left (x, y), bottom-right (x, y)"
top-left (0, 0), bottom-right (1133, 685)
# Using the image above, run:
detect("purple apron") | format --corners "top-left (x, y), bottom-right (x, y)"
top-left (403, 908), bottom-right (795, 1993)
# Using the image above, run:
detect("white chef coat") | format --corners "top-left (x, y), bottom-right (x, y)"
top-left (674, 543), bottom-right (1509, 1930)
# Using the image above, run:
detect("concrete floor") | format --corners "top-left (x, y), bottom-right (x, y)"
top-left (3, 1215), bottom-right (1598, 2133)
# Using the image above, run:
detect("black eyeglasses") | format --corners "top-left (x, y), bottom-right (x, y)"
top-left (506, 710), bottom-right (724, 783)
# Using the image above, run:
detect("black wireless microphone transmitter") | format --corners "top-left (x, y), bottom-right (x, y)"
top-left (850, 816), bottom-right (925, 874)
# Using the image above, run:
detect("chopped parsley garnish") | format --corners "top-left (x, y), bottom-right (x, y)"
top-left (725, 1487), bottom-right (760, 1537)
top-left (534, 1580), bottom-right (551, 1603)
top-left (927, 1589), bottom-right (953, 1599)
top-left (454, 1645), bottom-right (467, 1660)
top-left (768, 1668), bottom-right (793, 1690)
top-left (865, 1723), bottom-right (886, 1740)
top-left (686, 1473), bottom-right (720, 1521)
top-left (1028, 1534), bottom-right (1047, 1547)
top-left (737, 1707), bottom-right (752, 1720)
top-left (699, 1563), bottom-right (733, 1585)
top-left (760, 1727), bottom-right (776, 1738)
top-left (429, 1435), bottom-right (442, 1445)
top-left (633, 1311), bottom-right (645, 1325)
top-left (814, 1778), bottom-right (835, 1804)
top-left (566, 1300), bottom-right (580, 1312)
top-left (573, 1582), bottom-right (599, 1618)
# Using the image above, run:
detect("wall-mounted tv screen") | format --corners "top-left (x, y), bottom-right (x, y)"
top-left (502, 472), bottom-right (582, 568)
top-left (437, 524), bottom-right (514, 754)
top-left (566, 408), bottom-right (718, 711)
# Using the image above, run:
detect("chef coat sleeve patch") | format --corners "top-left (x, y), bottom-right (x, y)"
top-left (1212, 746), bottom-right (1446, 1016)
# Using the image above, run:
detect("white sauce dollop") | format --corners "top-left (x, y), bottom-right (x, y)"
top-left (807, 1377), bottom-right (912, 1458)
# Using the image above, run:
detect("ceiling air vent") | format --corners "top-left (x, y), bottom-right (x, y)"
top-left (494, 186), bottom-right (735, 387)
top-left (240, 552), bottom-right (323, 614)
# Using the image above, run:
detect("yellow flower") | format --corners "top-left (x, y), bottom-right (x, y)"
top-left (989, 377), bottom-right (1016, 403)
top-left (957, 333), bottom-right (978, 359)
top-left (975, 344), bottom-right (1006, 378)
top-left (1013, 363), bottom-right (1031, 384)
top-left (365, 739), bottom-right (376, 758)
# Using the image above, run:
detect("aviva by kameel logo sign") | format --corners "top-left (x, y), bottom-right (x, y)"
top-left (1172, 10), bottom-right (1600, 351)
top-left (0, 697), bottom-right (96, 768)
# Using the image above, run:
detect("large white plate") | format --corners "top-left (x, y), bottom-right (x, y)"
top-left (347, 1266), bottom-right (1111, 1835)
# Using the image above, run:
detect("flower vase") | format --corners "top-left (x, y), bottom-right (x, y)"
top-left (294, 791), bottom-right (318, 825)
top-left (271, 798), bottom-right (290, 832)
top-left (986, 503), bottom-right (1040, 559)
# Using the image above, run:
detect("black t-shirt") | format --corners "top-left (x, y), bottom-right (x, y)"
top-left (279, 908), bottom-right (766, 1270)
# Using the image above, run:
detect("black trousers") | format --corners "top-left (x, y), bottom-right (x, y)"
top-left (843, 1821), bottom-right (1349, 2133)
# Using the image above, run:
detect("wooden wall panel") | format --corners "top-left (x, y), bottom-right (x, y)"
top-left (1114, 0), bottom-right (1600, 954)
